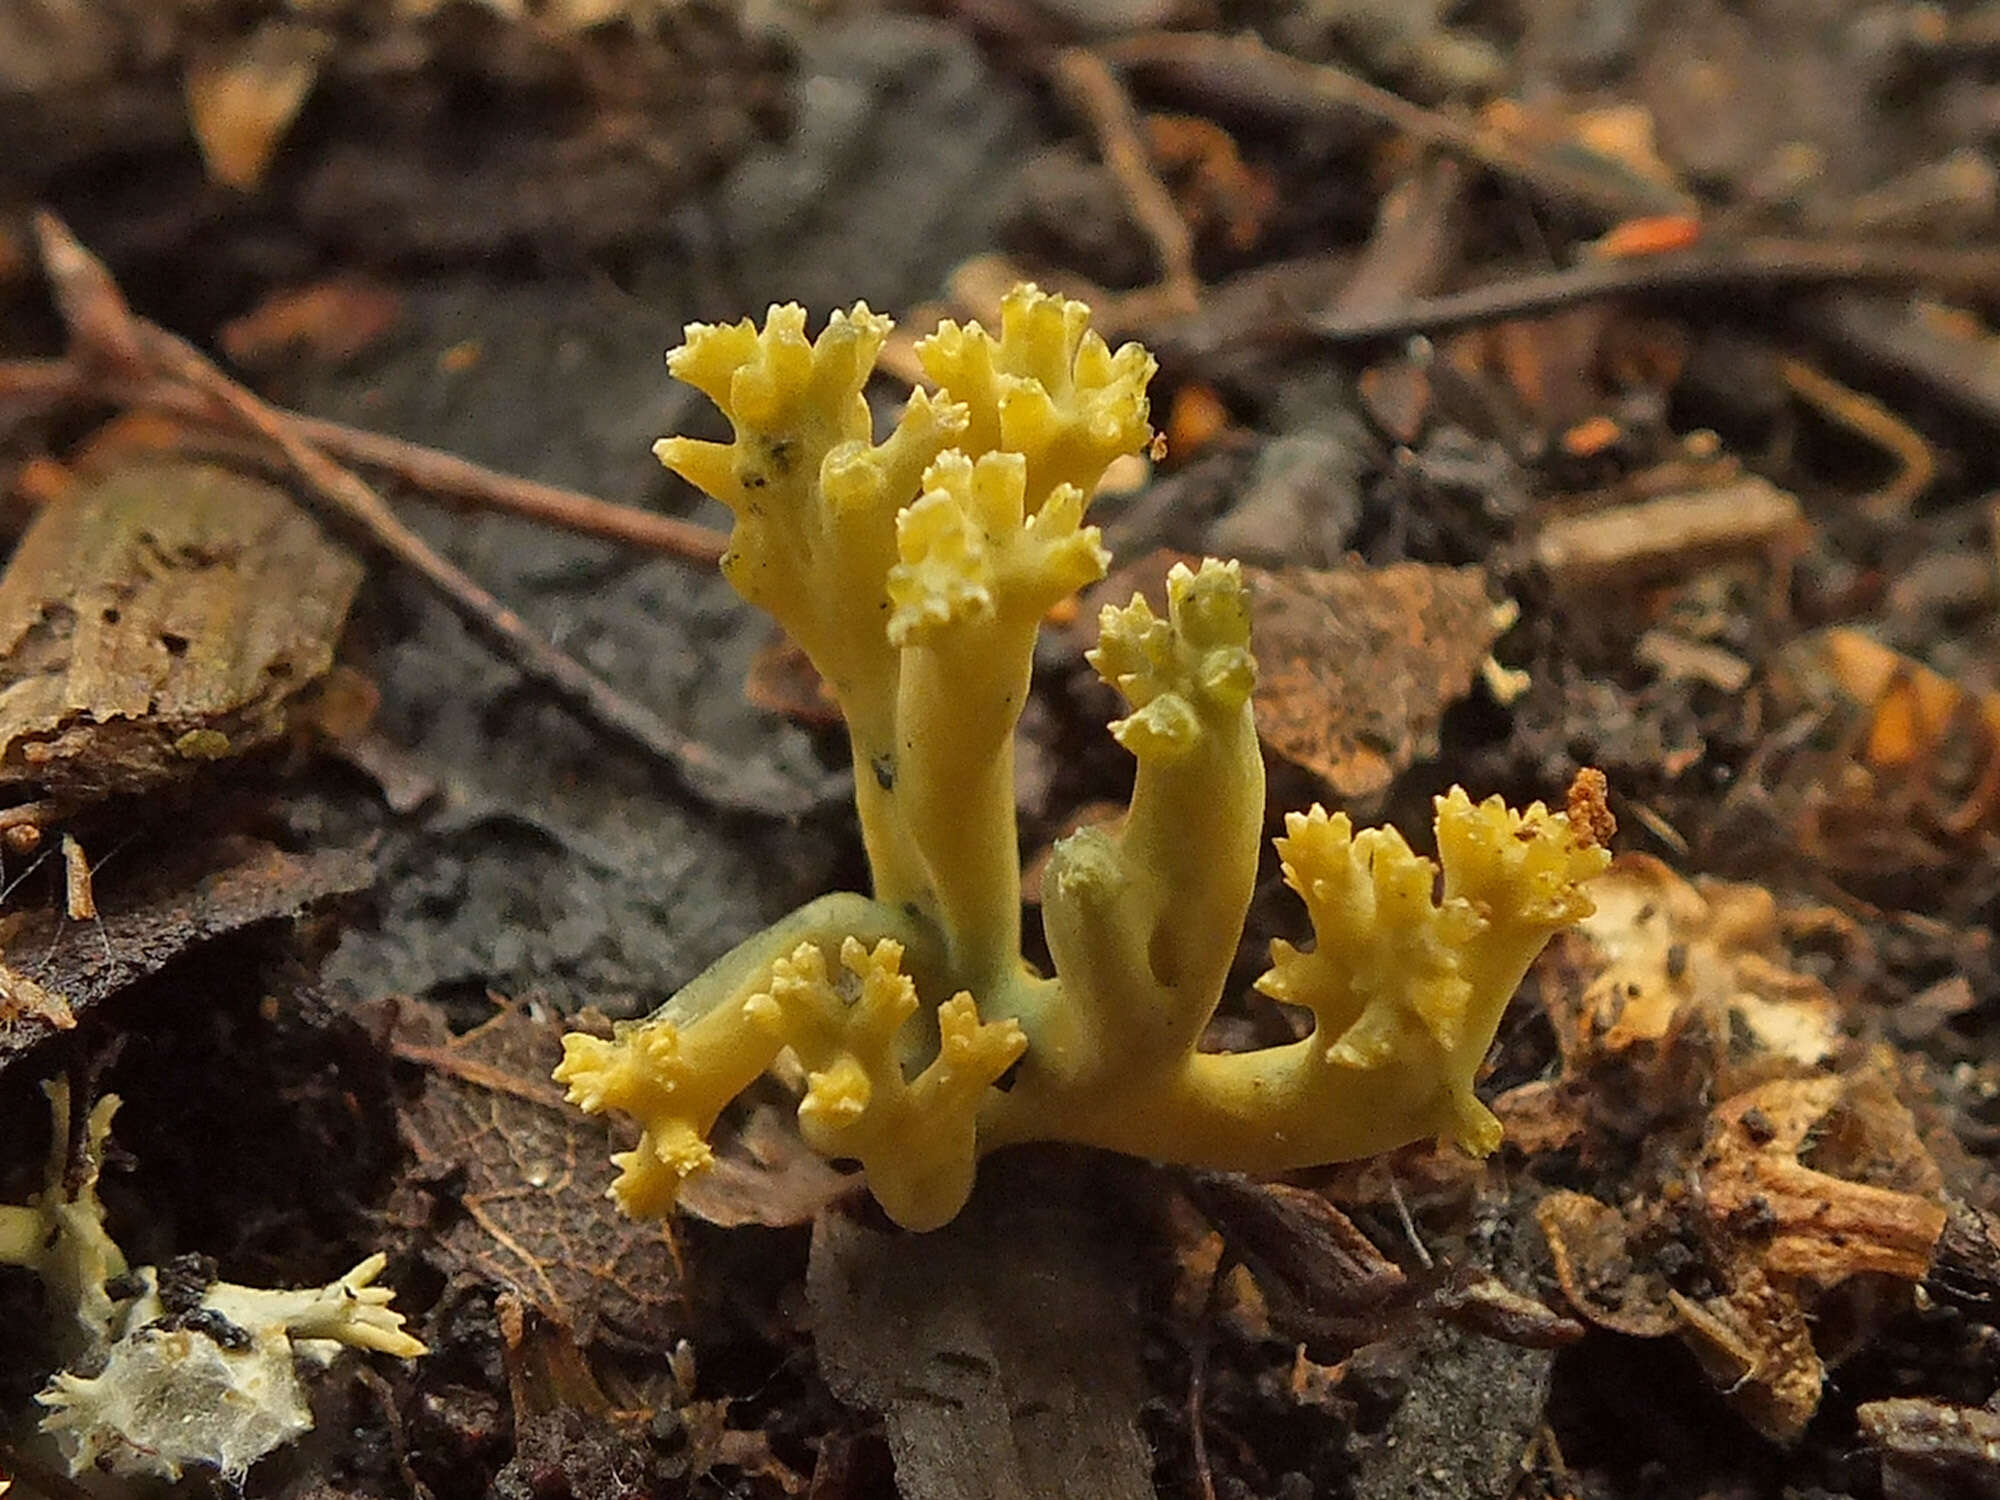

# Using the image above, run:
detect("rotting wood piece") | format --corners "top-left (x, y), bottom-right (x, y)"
top-left (1858, 1398), bottom-right (2000, 1500)
top-left (0, 460), bottom-right (362, 803)
top-left (1532, 475), bottom-right (1807, 590)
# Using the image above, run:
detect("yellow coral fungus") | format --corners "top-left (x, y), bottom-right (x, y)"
top-left (555, 284), bottom-right (1611, 1231)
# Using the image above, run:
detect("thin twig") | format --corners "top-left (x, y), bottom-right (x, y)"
top-left (1386, 1173), bottom-right (1434, 1272)
top-left (1097, 29), bottom-right (1687, 228)
top-left (1187, 1251), bottom-right (1230, 1500)
top-left (283, 413), bottom-right (728, 565)
top-left (1, 357), bottom-right (729, 564)
top-left (32, 213), bottom-right (810, 816)
top-left (1779, 356), bottom-right (1937, 518)
top-left (1292, 238), bottom-right (2000, 346)
top-left (1052, 48), bottom-right (1201, 317)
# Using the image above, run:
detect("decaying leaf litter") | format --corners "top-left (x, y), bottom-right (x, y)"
top-left (5, 3), bottom-right (2000, 1497)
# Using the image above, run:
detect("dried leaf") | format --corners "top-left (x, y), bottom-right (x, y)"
top-left (1182, 1171), bottom-right (1407, 1339)
top-left (744, 633), bottom-right (842, 729)
top-left (677, 1103), bottom-right (855, 1229)
top-left (1357, 360), bottom-right (1432, 444)
top-left (1141, 114), bottom-right (1278, 253)
top-left (1244, 562), bottom-right (1508, 806)
top-left (1537, 1190), bottom-right (1680, 1339)
top-left (0, 837), bottom-right (371, 1067)
top-left (0, 959), bottom-right (74, 1045)
top-left (1773, 628), bottom-right (2000, 843)
top-left (1428, 1271), bottom-right (1585, 1349)
top-left (390, 998), bottom-right (686, 1350)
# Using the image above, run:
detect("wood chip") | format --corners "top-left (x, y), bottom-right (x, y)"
top-left (0, 460), bottom-right (363, 803)
top-left (60, 833), bottom-right (95, 921)
top-left (1702, 1076), bottom-right (1947, 1286)
top-left (1533, 475), bottom-right (1806, 588)
top-left (1859, 1397), bottom-right (2000, 1500)
top-left (1635, 629), bottom-right (1753, 693)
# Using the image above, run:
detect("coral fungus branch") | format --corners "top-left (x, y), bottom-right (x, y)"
top-left (558, 285), bottom-right (1611, 1230)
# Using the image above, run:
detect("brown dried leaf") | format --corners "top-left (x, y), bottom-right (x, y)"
top-left (1357, 360), bottom-right (1433, 445)
top-left (1769, 628), bottom-right (2000, 847)
top-left (677, 1103), bottom-right (854, 1229)
top-left (390, 998), bottom-right (685, 1350)
top-left (0, 959), bottom-right (74, 1045)
top-left (1428, 1271), bottom-right (1586, 1349)
top-left (1182, 1172), bottom-right (1406, 1339)
top-left (743, 632), bottom-right (841, 729)
top-left (1244, 562), bottom-right (1507, 806)
top-left (1448, 307), bottom-right (1618, 438)
top-left (1141, 113), bottom-right (1279, 253)
top-left (0, 836), bottom-right (371, 1067)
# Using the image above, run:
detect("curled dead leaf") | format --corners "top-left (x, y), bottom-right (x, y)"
top-left (1772, 628), bottom-right (2000, 847)
top-left (1538, 1189), bottom-right (1680, 1339)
